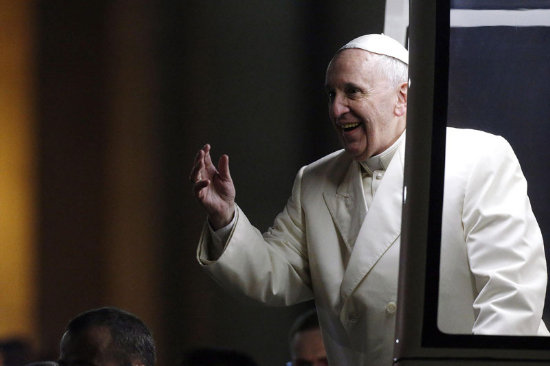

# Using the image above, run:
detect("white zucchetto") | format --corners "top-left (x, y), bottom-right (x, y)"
top-left (339, 34), bottom-right (408, 65)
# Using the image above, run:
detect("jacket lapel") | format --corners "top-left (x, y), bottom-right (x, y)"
top-left (323, 161), bottom-right (367, 252)
top-left (340, 142), bottom-right (405, 300)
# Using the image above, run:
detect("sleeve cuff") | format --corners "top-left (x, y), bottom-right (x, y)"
top-left (209, 213), bottom-right (236, 243)
top-left (204, 208), bottom-right (237, 260)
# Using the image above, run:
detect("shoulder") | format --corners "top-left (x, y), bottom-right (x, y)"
top-left (302, 149), bottom-right (352, 177)
top-left (291, 149), bottom-right (353, 192)
top-left (446, 127), bottom-right (512, 159)
top-left (445, 128), bottom-right (520, 180)
top-left (446, 127), bottom-right (506, 144)
top-left (305, 149), bottom-right (348, 168)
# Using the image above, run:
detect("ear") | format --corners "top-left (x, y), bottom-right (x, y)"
top-left (394, 81), bottom-right (408, 117)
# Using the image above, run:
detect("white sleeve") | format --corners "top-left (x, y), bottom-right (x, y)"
top-left (206, 212), bottom-right (237, 260)
top-left (463, 136), bottom-right (547, 335)
top-left (196, 167), bottom-right (314, 306)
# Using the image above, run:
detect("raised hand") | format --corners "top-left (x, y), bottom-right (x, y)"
top-left (190, 144), bottom-right (236, 229)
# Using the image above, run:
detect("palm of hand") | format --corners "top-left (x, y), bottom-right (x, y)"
top-left (191, 145), bottom-right (236, 228)
top-left (200, 163), bottom-right (235, 216)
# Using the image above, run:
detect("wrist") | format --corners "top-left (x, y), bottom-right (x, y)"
top-left (209, 205), bottom-right (235, 230)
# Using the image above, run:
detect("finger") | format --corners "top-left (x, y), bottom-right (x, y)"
top-left (218, 154), bottom-right (232, 181)
top-left (190, 149), bottom-right (202, 173)
top-left (189, 149), bottom-right (205, 182)
top-left (204, 146), bottom-right (218, 175)
top-left (193, 179), bottom-right (210, 198)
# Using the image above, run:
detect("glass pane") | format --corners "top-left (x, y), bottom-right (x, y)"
top-left (438, 0), bottom-right (550, 335)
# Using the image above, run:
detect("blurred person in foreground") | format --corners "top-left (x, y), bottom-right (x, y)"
top-left (287, 310), bottom-right (327, 366)
top-left (58, 307), bottom-right (155, 366)
top-left (0, 339), bottom-right (35, 366)
top-left (191, 34), bottom-right (548, 365)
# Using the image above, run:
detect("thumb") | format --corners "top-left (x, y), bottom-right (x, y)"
top-left (218, 154), bottom-right (232, 181)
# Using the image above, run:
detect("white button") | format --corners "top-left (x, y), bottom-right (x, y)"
top-left (375, 172), bottom-right (383, 180)
top-left (385, 301), bottom-right (397, 314)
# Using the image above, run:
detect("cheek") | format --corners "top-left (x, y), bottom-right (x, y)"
top-left (362, 119), bottom-right (376, 138)
top-left (366, 107), bottom-right (390, 130)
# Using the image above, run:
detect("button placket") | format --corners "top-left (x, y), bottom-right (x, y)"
top-left (371, 170), bottom-right (383, 196)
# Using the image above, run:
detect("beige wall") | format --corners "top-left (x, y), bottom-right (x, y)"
top-left (0, 0), bottom-right (37, 343)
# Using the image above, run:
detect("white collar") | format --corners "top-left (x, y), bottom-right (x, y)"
top-left (359, 131), bottom-right (405, 175)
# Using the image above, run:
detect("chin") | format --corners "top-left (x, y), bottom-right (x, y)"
top-left (344, 147), bottom-right (368, 161)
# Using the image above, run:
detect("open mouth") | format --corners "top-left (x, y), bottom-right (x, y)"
top-left (340, 122), bottom-right (361, 132)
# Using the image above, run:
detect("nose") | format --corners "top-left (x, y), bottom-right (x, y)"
top-left (329, 94), bottom-right (350, 120)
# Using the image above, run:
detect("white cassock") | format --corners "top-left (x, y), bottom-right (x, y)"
top-left (197, 128), bottom-right (548, 365)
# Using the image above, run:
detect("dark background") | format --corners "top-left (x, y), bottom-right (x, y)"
top-left (34, 1), bottom-right (385, 366)
top-left (27, 2), bottom-right (550, 366)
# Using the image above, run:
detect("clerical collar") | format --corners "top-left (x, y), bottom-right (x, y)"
top-left (359, 131), bottom-right (405, 175)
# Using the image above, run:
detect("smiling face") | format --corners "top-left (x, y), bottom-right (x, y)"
top-left (325, 49), bottom-right (407, 161)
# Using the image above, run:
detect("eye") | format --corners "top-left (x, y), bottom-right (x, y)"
top-left (326, 90), bottom-right (336, 102)
top-left (345, 85), bottom-right (362, 96)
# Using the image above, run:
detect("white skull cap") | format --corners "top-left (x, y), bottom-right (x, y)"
top-left (339, 34), bottom-right (408, 65)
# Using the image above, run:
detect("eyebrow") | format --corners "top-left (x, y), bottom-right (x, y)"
top-left (325, 81), bottom-right (363, 90)
top-left (344, 82), bottom-right (363, 90)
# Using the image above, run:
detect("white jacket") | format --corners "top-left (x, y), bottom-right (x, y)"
top-left (197, 128), bottom-right (548, 365)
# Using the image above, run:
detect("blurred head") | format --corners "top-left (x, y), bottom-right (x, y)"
top-left (58, 307), bottom-right (155, 366)
top-left (325, 34), bottom-right (408, 161)
top-left (0, 338), bottom-right (34, 366)
top-left (288, 310), bottom-right (327, 366)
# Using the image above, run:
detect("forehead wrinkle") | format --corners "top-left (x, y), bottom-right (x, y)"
top-left (326, 71), bottom-right (377, 98)
top-left (326, 49), bottom-right (378, 87)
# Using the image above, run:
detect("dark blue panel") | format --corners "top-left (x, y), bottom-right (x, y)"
top-left (447, 26), bottom-right (550, 318)
top-left (452, 0), bottom-right (550, 9)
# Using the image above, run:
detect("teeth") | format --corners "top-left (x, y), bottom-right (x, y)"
top-left (341, 122), bottom-right (360, 129)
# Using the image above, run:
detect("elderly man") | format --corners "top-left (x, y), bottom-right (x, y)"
top-left (191, 34), bottom-right (548, 365)
top-left (58, 307), bottom-right (156, 366)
